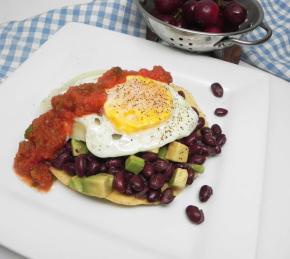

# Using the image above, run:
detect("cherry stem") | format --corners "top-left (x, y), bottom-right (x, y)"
top-left (217, 0), bottom-right (224, 6)
top-left (173, 8), bottom-right (182, 20)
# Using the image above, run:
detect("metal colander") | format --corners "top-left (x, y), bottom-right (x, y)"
top-left (135, 0), bottom-right (272, 52)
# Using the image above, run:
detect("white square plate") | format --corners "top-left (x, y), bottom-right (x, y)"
top-left (0, 23), bottom-right (275, 259)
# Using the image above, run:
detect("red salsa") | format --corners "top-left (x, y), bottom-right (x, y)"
top-left (14, 66), bottom-right (172, 191)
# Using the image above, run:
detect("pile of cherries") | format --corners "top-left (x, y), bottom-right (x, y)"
top-left (152, 0), bottom-right (247, 33)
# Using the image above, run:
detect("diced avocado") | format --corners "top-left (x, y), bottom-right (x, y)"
top-left (24, 124), bottom-right (33, 139)
top-left (68, 176), bottom-right (83, 192)
top-left (71, 139), bottom-right (88, 156)
top-left (125, 155), bottom-right (145, 174)
top-left (149, 148), bottom-right (159, 154)
top-left (191, 164), bottom-right (205, 174)
top-left (50, 167), bottom-right (72, 186)
top-left (158, 145), bottom-right (168, 160)
top-left (71, 122), bottom-right (86, 142)
top-left (165, 141), bottom-right (189, 162)
top-left (82, 173), bottom-right (114, 198)
top-left (170, 168), bottom-right (188, 189)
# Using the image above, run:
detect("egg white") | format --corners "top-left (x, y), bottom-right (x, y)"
top-left (77, 84), bottom-right (198, 158)
top-left (39, 70), bottom-right (199, 158)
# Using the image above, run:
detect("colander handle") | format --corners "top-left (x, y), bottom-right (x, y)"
top-left (218, 22), bottom-right (272, 46)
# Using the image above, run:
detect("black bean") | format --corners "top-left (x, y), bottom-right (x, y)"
top-left (53, 147), bottom-right (66, 160)
top-left (105, 158), bottom-right (123, 169)
top-left (86, 154), bottom-right (97, 163)
top-left (108, 168), bottom-right (123, 176)
top-left (99, 163), bottom-right (107, 172)
top-left (211, 82), bottom-right (224, 97)
top-left (147, 190), bottom-right (161, 202)
top-left (178, 90), bottom-right (185, 99)
top-left (199, 185), bottom-right (213, 202)
top-left (183, 132), bottom-right (198, 146)
top-left (113, 171), bottom-right (126, 193)
top-left (214, 145), bottom-right (221, 154)
top-left (62, 162), bottom-right (76, 176)
top-left (211, 124), bottom-right (222, 136)
top-left (135, 186), bottom-right (149, 199)
top-left (186, 205), bottom-right (204, 224)
top-left (149, 174), bottom-right (165, 190)
top-left (175, 163), bottom-right (189, 169)
top-left (186, 167), bottom-right (195, 185)
top-left (190, 144), bottom-right (208, 156)
top-left (124, 171), bottom-right (134, 180)
top-left (129, 175), bottom-right (145, 192)
top-left (154, 159), bottom-right (169, 174)
top-left (201, 145), bottom-right (210, 156)
top-left (75, 155), bottom-right (87, 177)
top-left (216, 134), bottom-right (227, 146)
top-left (188, 154), bottom-right (206, 165)
top-left (197, 117), bottom-right (205, 129)
top-left (214, 108), bottom-right (228, 117)
top-left (140, 174), bottom-right (148, 186)
top-left (64, 141), bottom-right (72, 153)
top-left (125, 184), bottom-right (133, 196)
top-left (86, 160), bottom-right (101, 176)
top-left (141, 152), bottom-right (158, 162)
top-left (51, 152), bottom-right (71, 169)
top-left (201, 127), bottom-right (212, 135)
top-left (163, 163), bottom-right (174, 181)
top-left (202, 133), bottom-right (216, 146)
top-left (142, 162), bottom-right (155, 178)
top-left (160, 188), bottom-right (175, 204)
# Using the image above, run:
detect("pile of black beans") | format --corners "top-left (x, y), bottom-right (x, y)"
top-left (180, 118), bottom-right (226, 164)
top-left (50, 88), bottom-right (226, 205)
top-left (50, 115), bottom-right (225, 204)
top-left (50, 142), bottom-right (185, 204)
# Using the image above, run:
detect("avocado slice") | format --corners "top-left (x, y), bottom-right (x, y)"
top-left (190, 164), bottom-right (205, 174)
top-left (71, 139), bottom-right (89, 156)
top-left (166, 141), bottom-right (189, 163)
top-left (68, 176), bottom-right (83, 192)
top-left (170, 168), bottom-right (188, 189)
top-left (125, 155), bottom-right (145, 174)
top-left (158, 145), bottom-right (168, 160)
top-left (71, 121), bottom-right (86, 142)
top-left (82, 173), bottom-right (114, 198)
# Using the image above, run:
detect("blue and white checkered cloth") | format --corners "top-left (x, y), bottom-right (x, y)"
top-left (0, 0), bottom-right (289, 82)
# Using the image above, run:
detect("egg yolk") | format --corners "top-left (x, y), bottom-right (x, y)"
top-left (104, 76), bottom-right (173, 133)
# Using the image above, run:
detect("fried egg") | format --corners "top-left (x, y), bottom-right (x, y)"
top-left (75, 75), bottom-right (198, 157)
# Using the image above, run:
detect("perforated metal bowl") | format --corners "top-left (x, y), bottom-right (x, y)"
top-left (136, 0), bottom-right (272, 52)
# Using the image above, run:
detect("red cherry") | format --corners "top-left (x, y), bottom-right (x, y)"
top-left (154, 0), bottom-right (184, 14)
top-left (193, 0), bottom-right (220, 27)
top-left (223, 1), bottom-right (247, 26)
top-left (182, 0), bottom-right (198, 25)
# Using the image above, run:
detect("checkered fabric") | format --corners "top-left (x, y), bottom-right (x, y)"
top-left (0, 0), bottom-right (289, 83)
top-left (242, 0), bottom-right (290, 81)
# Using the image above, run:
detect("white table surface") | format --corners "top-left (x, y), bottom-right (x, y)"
top-left (1, 1), bottom-right (289, 259)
